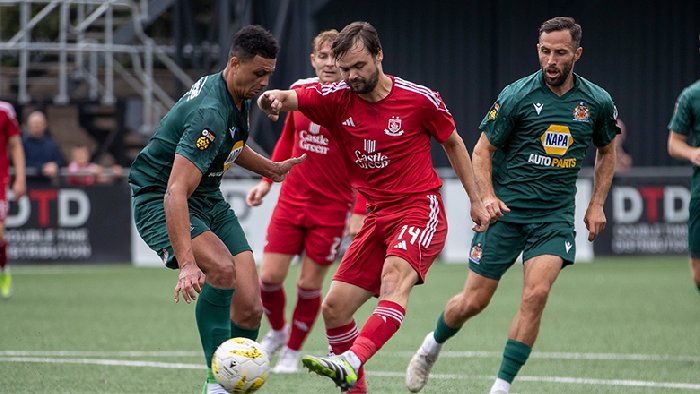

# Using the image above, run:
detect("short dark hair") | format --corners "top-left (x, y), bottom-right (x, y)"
top-left (332, 21), bottom-right (382, 60)
top-left (539, 17), bottom-right (582, 48)
top-left (228, 25), bottom-right (279, 61)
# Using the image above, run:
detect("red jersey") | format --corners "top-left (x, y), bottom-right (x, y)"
top-left (0, 102), bottom-right (20, 186)
top-left (296, 76), bottom-right (455, 207)
top-left (265, 77), bottom-right (354, 210)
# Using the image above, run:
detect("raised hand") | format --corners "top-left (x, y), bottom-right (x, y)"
top-left (267, 154), bottom-right (306, 182)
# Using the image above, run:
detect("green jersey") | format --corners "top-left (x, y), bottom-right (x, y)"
top-left (479, 70), bottom-right (619, 224)
top-left (129, 71), bottom-right (250, 199)
top-left (668, 79), bottom-right (700, 197)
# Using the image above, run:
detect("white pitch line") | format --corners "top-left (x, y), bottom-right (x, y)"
top-left (0, 357), bottom-right (204, 369)
top-left (368, 371), bottom-right (700, 391)
top-left (390, 351), bottom-right (700, 363)
top-left (1, 350), bottom-right (699, 362)
top-left (1, 357), bottom-right (698, 391)
top-left (0, 350), bottom-right (201, 357)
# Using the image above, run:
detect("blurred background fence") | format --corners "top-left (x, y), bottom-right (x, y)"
top-left (0, 0), bottom-right (697, 264)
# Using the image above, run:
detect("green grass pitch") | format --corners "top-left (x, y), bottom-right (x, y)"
top-left (1, 257), bottom-right (698, 393)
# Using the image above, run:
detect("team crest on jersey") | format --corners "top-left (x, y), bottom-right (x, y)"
top-left (541, 124), bottom-right (573, 155)
top-left (573, 102), bottom-right (590, 121)
top-left (487, 101), bottom-right (500, 121)
top-left (384, 116), bottom-right (404, 137)
top-left (223, 140), bottom-right (245, 171)
top-left (469, 243), bottom-right (483, 264)
top-left (196, 128), bottom-right (216, 150)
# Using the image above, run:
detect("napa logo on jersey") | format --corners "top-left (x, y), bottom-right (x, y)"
top-left (541, 124), bottom-right (573, 155)
top-left (223, 140), bottom-right (245, 172)
top-left (487, 101), bottom-right (500, 121)
top-left (384, 116), bottom-right (404, 137)
top-left (196, 128), bottom-right (216, 150)
top-left (573, 102), bottom-right (590, 122)
top-left (529, 124), bottom-right (577, 168)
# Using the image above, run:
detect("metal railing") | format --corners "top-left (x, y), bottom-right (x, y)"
top-left (0, 0), bottom-right (190, 133)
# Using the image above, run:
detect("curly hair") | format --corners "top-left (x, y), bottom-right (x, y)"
top-left (228, 25), bottom-right (279, 61)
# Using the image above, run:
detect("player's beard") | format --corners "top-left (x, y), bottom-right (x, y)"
top-left (543, 59), bottom-right (573, 87)
top-left (347, 68), bottom-right (379, 94)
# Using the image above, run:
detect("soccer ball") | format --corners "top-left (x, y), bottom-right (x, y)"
top-left (212, 337), bottom-right (270, 393)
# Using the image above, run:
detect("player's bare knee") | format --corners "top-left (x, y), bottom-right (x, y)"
top-left (521, 286), bottom-right (551, 311)
top-left (234, 303), bottom-right (263, 327)
top-left (297, 265), bottom-right (327, 289)
top-left (321, 297), bottom-right (349, 326)
top-left (459, 293), bottom-right (490, 317)
top-left (206, 259), bottom-right (236, 288)
top-left (259, 266), bottom-right (285, 284)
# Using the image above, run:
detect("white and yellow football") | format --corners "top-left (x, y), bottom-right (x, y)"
top-left (212, 337), bottom-right (270, 393)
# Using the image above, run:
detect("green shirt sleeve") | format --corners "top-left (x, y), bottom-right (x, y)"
top-left (479, 84), bottom-right (519, 147)
top-left (175, 108), bottom-right (227, 174)
top-left (593, 96), bottom-right (620, 147)
top-left (668, 88), bottom-right (692, 136)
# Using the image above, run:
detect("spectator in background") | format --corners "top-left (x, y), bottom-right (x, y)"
top-left (614, 118), bottom-right (633, 172)
top-left (0, 101), bottom-right (27, 299)
top-left (66, 145), bottom-right (104, 186)
top-left (22, 110), bottom-right (63, 184)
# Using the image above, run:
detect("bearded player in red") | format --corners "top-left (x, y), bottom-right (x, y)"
top-left (0, 101), bottom-right (26, 299)
top-left (246, 29), bottom-right (366, 375)
top-left (258, 22), bottom-right (489, 392)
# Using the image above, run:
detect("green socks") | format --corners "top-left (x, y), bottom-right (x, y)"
top-left (497, 339), bottom-right (532, 383)
top-left (195, 283), bottom-right (234, 367)
top-left (433, 312), bottom-right (461, 343)
top-left (231, 321), bottom-right (260, 341)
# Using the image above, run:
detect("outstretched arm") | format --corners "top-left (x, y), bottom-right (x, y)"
top-left (442, 130), bottom-right (489, 232)
top-left (257, 89), bottom-right (299, 121)
top-left (585, 141), bottom-right (616, 241)
top-left (236, 145), bottom-right (305, 182)
top-left (246, 113), bottom-right (297, 206)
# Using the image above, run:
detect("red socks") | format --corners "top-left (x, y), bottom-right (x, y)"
top-left (288, 287), bottom-right (321, 350)
top-left (326, 320), bottom-right (358, 355)
top-left (351, 300), bottom-right (405, 364)
top-left (260, 281), bottom-right (286, 330)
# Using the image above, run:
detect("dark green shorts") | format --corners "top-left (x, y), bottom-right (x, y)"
top-left (689, 197), bottom-right (700, 257)
top-left (468, 221), bottom-right (576, 280)
top-left (132, 193), bottom-right (251, 269)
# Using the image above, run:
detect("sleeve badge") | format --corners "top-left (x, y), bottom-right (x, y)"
top-left (487, 102), bottom-right (500, 121)
top-left (196, 128), bottom-right (216, 150)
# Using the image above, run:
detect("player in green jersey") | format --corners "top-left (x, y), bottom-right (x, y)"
top-left (129, 25), bottom-right (305, 394)
top-left (406, 17), bottom-right (619, 394)
top-left (667, 35), bottom-right (700, 292)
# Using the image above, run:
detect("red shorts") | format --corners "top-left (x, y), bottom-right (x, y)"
top-left (334, 192), bottom-right (447, 295)
top-left (264, 199), bottom-right (348, 265)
